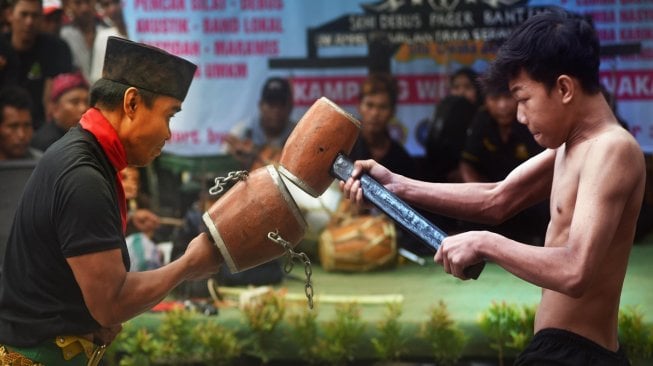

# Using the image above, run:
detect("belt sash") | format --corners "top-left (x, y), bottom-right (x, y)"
top-left (0, 336), bottom-right (107, 366)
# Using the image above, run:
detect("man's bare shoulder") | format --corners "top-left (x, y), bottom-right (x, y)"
top-left (575, 124), bottom-right (645, 190)
top-left (594, 125), bottom-right (644, 164)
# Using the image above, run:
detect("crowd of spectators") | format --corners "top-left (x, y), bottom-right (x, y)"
top-left (0, 0), bottom-right (118, 134)
top-left (0, 0), bottom-right (647, 277)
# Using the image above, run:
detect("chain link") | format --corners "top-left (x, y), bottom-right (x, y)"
top-left (267, 230), bottom-right (314, 309)
top-left (208, 170), bottom-right (249, 196)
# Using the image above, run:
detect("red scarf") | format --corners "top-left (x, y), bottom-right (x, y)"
top-left (79, 108), bottom-right (128, 233)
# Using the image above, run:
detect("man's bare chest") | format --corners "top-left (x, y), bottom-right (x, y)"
top-left (549, 157), bottom-right (581, 228)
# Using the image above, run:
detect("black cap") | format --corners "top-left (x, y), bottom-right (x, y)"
top-left (102, 36), bottom-right (197, 101)
top-left (260, 77), bottom-right (292, 104)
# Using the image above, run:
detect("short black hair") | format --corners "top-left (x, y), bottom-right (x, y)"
top-left (483, 7), bottom-right (601, 95)
top-left (0, 85), bottom-right (33, 125)
top-left (450, 67), bottom-right (484, 106)
top-left (260, 76), bottom-right (292, 105)
top-left (359, 72), bottom-right (399, 110)
top-left (90, 79), bottom-right (157, 110)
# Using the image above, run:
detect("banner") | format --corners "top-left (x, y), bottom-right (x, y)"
top-left (122, 0), bottom-right (653, 156)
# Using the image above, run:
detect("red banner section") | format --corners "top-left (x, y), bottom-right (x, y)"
top-left (291, 70), bottom-right (652, 107)
top-left (291, 74), bottom-right (450, 107)
top-left (600, 70), bottom-right (653, 101)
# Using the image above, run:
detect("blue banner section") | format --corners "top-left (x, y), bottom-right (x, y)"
top-left (122, 0), bottom-right (653, 156)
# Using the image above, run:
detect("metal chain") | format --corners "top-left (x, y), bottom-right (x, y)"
top-left (267, 230), bottom-right (314, 309)
top-left (208, 170), bottom-right (249, 196)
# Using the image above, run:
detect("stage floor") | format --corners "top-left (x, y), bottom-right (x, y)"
top-left (280, 242), bottom-right (653, 323)
top-left (128, 242), bottom-right (653, 364)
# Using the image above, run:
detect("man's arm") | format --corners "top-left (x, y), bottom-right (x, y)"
top-left (493, 134), bottom-right (644, 295)
top-left (67, 232), bottom-right (221, 327)
top-left (401, 148), bottom-right (555, 224)
top-left (438, 135), bottom-right (645, 293)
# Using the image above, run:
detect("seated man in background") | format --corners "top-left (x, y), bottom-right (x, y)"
top-left (31, 70), bottom-right (89, 151)
top-left (448, 67), bottom-right (484, 109)
top-left (120, 166), bottom-right (159, 237)
top-left (419, 68), bottom-right (482, 233)
top-left (0, 85), bottom-right (42, 160)
top-left (224, 76), bottom-right (296, 170)
top-left (460, 86), bottom-right (543, 183)
top-left (343, 73), bottom-right (424, 258)
top-left (120, 166), bottom-right (162, 272)
top-left (423, 67), bottom-right (483, 184)
top-left (350, 72), bottom-right (417, 179)
top-left (205, 76), bottom-right (297, 287)
top-left (459, 85), bottom-right (548, 244)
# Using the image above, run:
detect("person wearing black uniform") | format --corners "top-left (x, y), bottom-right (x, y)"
top-left (348, 73), bottom-right (424, 254)
top-left (5, 0), bottom-right (73, 129)
top-left (0, 37), bottom-right (222, 365)
top-left (461, 88), bottom-right (543, 182)
top-left (460, 87), bottom-right (548, 244)
top-left (350, 72), bottom-right (417, 180)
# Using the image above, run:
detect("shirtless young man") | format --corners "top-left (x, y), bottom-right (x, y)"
top-left (342, 8), bottom-right (644, 365)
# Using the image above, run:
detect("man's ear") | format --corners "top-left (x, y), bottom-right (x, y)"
top-left (556, 75), bottom-right (575, 105)
top-left (123, 87), bottom-right (141, 118)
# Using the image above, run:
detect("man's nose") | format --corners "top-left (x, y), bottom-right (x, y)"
top-left (516, 107), bottom-right (526, 125)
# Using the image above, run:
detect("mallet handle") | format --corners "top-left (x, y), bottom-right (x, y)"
top-left (331, 153), bottom-right (485, 280)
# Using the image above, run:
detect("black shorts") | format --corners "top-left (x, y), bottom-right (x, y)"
top-left (514, 328), bottom-right (630, 366)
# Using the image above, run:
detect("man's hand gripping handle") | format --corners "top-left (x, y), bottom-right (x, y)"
top-left (331, 153), bottom-right (485, 280)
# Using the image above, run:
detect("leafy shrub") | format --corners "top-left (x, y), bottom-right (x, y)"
top-left (315, 302), bottom-right (366, 365)
top-left (157, 307), bottom-right (198, 364)
top-left (287, 304), bottom-right (321, 363)
top-left (478, 301), bottom-right (536, 366)
top-left (420, 300), bottom-right (467, 366)
top-left (371, 302), bottom-right (406, 362)
top-left (194, 320), bottom-right (242, 365)
top-left (241, 290), bottom-right (287, 362)
top-left (619, 305), bottom-right (653, 362)
top-left (113, 324), bottom-right (159, 366)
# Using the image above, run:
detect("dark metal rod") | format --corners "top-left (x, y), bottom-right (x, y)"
top-left (331, 153), bottom-right (485, 279)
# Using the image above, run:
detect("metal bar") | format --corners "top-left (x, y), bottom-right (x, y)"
top-left (330, 153), bottom-right (485, 279)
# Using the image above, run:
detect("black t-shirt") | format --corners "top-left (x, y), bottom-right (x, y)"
top-left (0, 126), bottom-right (130, 346)
top-left (5, 32), bottom-right (73, 130)
top-left (424, 95), bottom-right (478, 182)
top-left (30, 119), bottom-right (67, 152)
top-left (349, 136), bottom-right (418, 179)
top-left (460, 110), bottom-right (549, 243)
top-left (0, 36), bottom-right (19, 86)
top-left (349, 135), bottom-right (429, 253)
top-left (461, 109), bottom-right (543, 182)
